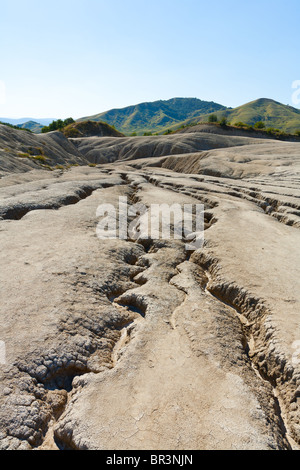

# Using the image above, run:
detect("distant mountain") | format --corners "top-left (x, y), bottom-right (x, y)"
top-left (77, 97), bottom-right (300, 135)
top-left (201, 98), bottom-right (300, 134)
top-left (77, 98), bottom-right (227, 135)
top-left (17, 121), bottom-right (44, 134)
top-left (0, 117), bottom-right (55, 127)
top-left (3, 97), bottom-right (300, 138)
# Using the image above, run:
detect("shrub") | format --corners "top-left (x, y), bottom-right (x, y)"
top-left (42, 117), bottom-right (75, 133)
top-left (295, 130), bottom-right (300, 137)
top-left (63, 128), bottom-right (80, 138)
top-left (63, 118), bottom-right (75, 127)
top-left (266, 128), bottom-right (280, 135)
top-left (208, 114), bottom-right (218, 123)
top-left (219, 117), bottom-right (228, 127)
top-left (254, 121), bottom-right (265, 129)
top-left (17, 152), bottom-right (30, 158)
top-left (30, 155), bottom-right (47, 163)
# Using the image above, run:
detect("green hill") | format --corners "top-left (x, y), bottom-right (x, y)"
top-left (17, 121), bottom-right (44, 134)
top-left (77, 98), bottom-right (227, 135)
top-left (200, 98), bottom-right (300, 134)
top-left (62, 120), bottom-right (124, 138)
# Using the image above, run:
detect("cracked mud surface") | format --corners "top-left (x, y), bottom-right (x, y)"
top-left (0, 134), bottom-right (300, 450)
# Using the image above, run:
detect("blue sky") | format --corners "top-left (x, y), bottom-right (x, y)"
top-left (0, 0), bottom-right (299, 119)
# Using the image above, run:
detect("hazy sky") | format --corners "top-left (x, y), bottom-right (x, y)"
top-left (1, 0), bottom-right (299, 119)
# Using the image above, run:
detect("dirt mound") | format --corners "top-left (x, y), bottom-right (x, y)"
top-left (0, 124), bottom-right (88, 175)
top-left (63, 120), bottom-right (124, 138)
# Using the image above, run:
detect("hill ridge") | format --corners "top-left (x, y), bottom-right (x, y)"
top-left (77, 97), bottom-right (227, 135)
top-left (77, 97), bottom-right (300, 135)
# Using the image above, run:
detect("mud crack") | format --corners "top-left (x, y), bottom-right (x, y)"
top-left (191, 250), bottom-right (300, 449)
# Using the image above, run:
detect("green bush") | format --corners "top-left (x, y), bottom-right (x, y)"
top-left (254, 121), bottom-right (265, 129)
top-left (30, 155), bottom-right (47, 163)
top-left (266, 128), bottom-right (281, 135)
top-left (219, 117), bottom-right (228, 127)
top-left (17, 152), bottom-right (30, 158)
top-left (42, 117), bottom-right (75, 133)
top-left (208, 114), bottom-right (218, 123)
top-left (63, 127), bottom-right (80, 138)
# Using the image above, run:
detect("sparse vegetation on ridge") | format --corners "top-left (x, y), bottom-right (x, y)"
top-left (77, 97), bottom-right (227, 136)
top-left (170, 120), bottom-right (300, 140)
top-left (0, 121), bottom-right (32, 133)
top-left (62, 120), bottom-right (124, 138)
top-left (199, 98), bottom-right (300, 134)
top-left (74, 97), bottom-right (300, 136)
top-left (41, 118), bottom-right (75, 133)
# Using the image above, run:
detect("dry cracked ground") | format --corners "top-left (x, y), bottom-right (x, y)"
top-left (0, 124), bottom-right (300, 450)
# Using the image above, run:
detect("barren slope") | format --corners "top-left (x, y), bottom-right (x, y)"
top-left (70, 131), bottom-right (274, 164)
top-left (0, 124), bottom-right (88, 175)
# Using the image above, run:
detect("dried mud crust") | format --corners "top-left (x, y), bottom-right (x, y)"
top-left (53, 243), bottom-right (291, 450)
top-left (0, 163), bottom-right (299, 450)
top-left (53, 184), bottom-right (294, 450)
top-left (190, 250), bottom-right (300, 448)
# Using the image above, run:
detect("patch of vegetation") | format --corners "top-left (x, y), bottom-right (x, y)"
top-left (219, 117), bottom-right (228, 127)
top-left (16, 147), bottom-right (48, 163)
top-left (208, 114), bottom-right (218, 123)
top-left (62, 120), bottom-right (124, 138)
top-left (0, 121), bottom-right (32, 133)
top-left (232, 122), bottom-right (254, 131)
top-left (174, 119), bottom-right (299, 141)
top-left (30, 154), bottom-right (47, 163)
top-left (63, 127), bottom-right (81, 138)
top-left (77, 97), bottom-right (227, 136)
top-left (42, 164), bottom-right (54, 171)
top-left (17, 152), bottom-right (30, 158)
top-left (41, 118), bottom-right (75, 133)
top-left (200, 98), bottom-right (300, 134)
top-left (266, 128), bottom-right (283, 136)
top-left (234, 122), bottom-right (248, 128)
top-left (254, 121), bottom-right (266, 129)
